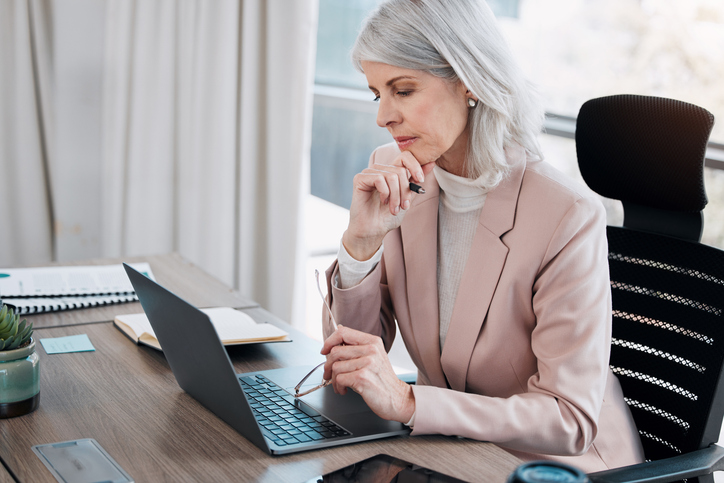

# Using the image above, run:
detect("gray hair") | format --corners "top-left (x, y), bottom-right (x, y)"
top-left (352, 0), bottom-right (544, 185)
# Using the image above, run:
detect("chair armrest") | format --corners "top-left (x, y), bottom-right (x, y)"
top-left (587, 444), bottom-right (724, 483)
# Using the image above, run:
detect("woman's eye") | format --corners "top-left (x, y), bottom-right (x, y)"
top-left (397, 91), bottom-right (411, 97)
top-left (373, 95), bottom-right (380, 102)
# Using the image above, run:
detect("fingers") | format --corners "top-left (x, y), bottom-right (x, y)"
top-left (421, 160), bottom-right (436, 177)
top-left (398, 151), bottom-right (425, 184)
top-left (321, 326), bottom-right (386, 382)
top-left (324, 345), bottom-right (386, 395)
top-left (320, 325), bottom-right (379, 355)
top-left (357, 165), bottom-right (408, 214)
top-left (354, 169), bottom-right (404, 215)
top-left (327, 356), bottom-right (371, 394)
top-left (352, 151), bottom-right (425, 216)
top-left (317, 327), bottom-right (415, 422)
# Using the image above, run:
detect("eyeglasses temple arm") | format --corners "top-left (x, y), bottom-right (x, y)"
top-left (315, 269), bottom-right (338, 330)
top-left (294, 270), bottom-right (340, 398)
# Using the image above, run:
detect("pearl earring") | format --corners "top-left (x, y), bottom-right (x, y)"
top-left (467, 98), bottom-right (478, 108)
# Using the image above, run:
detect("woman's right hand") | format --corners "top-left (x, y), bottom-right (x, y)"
top-left (342, 150), bottom-right (434, 261)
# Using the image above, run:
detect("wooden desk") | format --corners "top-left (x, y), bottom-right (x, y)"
top-left (20, 253), bottom-right (258, 329)
top-left (0, 321), bottom-right (521, 482)
top-left (2, 255), bottom-right (520, 481)
top-left (0, 465), bottom-right (13, 483)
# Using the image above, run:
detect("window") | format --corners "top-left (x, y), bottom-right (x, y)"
top-left (495, 0), bottom-right (724, 247)
top-left (310, 0), bottom-right (724, 247)
top-left (498, 0), bottom-right (724, 142)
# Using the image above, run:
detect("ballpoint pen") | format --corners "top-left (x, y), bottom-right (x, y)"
top-left (409, 182), bottom-right (425, 194)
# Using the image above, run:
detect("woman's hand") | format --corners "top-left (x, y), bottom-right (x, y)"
top-left (321, 325), bottom-right (415, 423)
top-left (342, 151), bottom-right (435, 261)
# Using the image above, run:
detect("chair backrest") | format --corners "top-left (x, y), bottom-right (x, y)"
top-left (606, 226), bottom-right (724, 461)
top-left (576, 94), bottom-right (713, 242)
top-left (576, 95), bottom-right (724, 464)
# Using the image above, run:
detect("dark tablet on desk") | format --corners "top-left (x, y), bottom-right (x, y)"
top-left (304, 454), bottom-right (467, 482)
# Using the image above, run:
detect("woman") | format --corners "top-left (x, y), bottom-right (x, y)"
top-left (318, 0), bottom-right (644, 472)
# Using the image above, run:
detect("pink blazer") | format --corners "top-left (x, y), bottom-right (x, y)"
top-left (324, 143), bottom-right (644, 472)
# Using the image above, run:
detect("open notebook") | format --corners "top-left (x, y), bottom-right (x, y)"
top-left (114, 307), bottom-right (291, 350)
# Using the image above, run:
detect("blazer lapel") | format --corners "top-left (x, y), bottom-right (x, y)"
top-left (399, 172), bottom-right (448, 388)
top-left (440, 145), bottom-right (528, 392)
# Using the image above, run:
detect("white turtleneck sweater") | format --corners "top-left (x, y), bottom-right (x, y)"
top-left (337, 165), bottom-right (489, 350)
top-left (433, 166), bottom-right (488, 348)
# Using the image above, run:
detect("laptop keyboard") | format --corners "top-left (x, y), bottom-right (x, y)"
top-left (240, 374), bottom-right (351, 446)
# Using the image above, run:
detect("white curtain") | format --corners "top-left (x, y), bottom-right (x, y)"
top-left (0, 0), bottom-right (318, 328)
top-left (0, 0), bottom-right (54, 267)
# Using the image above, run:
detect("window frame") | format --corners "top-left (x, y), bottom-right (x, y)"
top-left (314, 86), bottom-right (724, 171)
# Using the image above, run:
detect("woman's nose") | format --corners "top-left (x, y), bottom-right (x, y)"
top-left (376, 98), bottom-right (401, 128)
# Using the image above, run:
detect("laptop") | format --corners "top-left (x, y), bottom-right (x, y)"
top-left (122, 263), bottom-right (410, 455)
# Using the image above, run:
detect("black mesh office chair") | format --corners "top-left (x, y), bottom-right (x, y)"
top-left (573, 95), bottom-right (724, 483)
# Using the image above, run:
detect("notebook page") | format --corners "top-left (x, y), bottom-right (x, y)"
top-left (204, 307), bottom-right (289, 341)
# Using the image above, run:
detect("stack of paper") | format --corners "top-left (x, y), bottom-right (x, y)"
top-left (0, 263), bottom-right (154, 315)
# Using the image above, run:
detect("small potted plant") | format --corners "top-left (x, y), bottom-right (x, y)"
top-left (0, 303), bottom-right (39, 418)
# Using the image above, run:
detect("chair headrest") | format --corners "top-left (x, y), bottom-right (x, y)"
top-left (575, 94), bottom-right (713, 212)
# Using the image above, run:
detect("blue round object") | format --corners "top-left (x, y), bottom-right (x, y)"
top-left (507, 461), bottom-right (589, 483)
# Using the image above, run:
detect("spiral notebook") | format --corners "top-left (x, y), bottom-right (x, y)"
top-left (0, 263), bottom-right (154, 315)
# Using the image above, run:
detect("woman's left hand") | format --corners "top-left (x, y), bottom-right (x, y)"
top-left (321, 325), bottom-right (415, 423)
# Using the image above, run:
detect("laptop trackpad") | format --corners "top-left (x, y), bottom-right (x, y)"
top-left (290, 384), bottom-right (375, 418)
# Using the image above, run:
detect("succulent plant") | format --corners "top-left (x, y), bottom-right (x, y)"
top-left (0, 304), bottom-right (33, 351)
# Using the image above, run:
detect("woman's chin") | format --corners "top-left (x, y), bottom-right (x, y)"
top-left (406, 148), bottom-right (436, 166)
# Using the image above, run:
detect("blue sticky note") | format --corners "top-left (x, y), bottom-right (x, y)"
top-left (40, 334), bottom-right (96, 354)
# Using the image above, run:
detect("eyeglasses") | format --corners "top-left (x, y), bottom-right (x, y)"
top-left (294, 269), bottom-right (339, 398)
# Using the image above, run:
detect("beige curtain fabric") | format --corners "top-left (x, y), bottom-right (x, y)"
top-left (0, 0), bottom-right (54, 267)
top-left (103, 0), bottom-right (318, 326)
top-left (237, 1), bottom-right (316, 329)
top-left (1, 0), bottom-right (318, 328)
